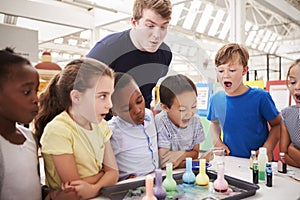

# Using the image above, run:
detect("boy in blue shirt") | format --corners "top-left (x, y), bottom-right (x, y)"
top-left (155, 74), bottom-right (205, 169)
top-left (207, 43), bottom-right (281, 160)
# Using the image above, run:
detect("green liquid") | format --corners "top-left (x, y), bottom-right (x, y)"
top-left (259, 171), bottom-right (265, 180)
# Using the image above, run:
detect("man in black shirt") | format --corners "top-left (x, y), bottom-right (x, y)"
top-left (87, 0), bottom-right (173, 110)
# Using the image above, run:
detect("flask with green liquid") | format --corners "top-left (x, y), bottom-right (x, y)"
top-left (162, 163), bottom-right (177, 192)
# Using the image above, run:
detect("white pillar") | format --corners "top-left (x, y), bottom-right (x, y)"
top-left (90, 27), bottom-right (100, 47)
top-left (229, 0), bottom-right (246, 44)
top-left (89, 9), bottom-right (98, 47)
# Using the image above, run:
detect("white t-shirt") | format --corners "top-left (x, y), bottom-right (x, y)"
top-left (0, 124), bottom-right (41, 200)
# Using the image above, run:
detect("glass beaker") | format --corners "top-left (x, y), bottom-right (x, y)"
top-left (210, 147), bottom-right (225, 171)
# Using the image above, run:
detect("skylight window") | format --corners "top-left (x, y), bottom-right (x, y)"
top-left (270, 40), bottom-right (279, 54)
top-left (68, 39), bottom-right (78, 46)
top-left (196, 3), bottom-right (213, 33)
top-left (258, 41), bottom-right (265, 51)
top-left (208, 9), bottom-right (225, 36)
top-left (246, 30), bottom-right (256, 46)
top-left (245, 21), bottom-right (252, 32)
top-left (170, 3), bottom-right (184, 26)
top-left (80, 30), bottom-right (91, 39)
top-left (182, 0), bottom-right (201, 30)
top-left (253, 29), bottom-right (265, 45)
top-left (264, 42), bottom-right (273, 52)
top-left (54, 38), bottom-right (64, 44)
top-left (218, 15), bottom-right (230, 40)
top-left (251, 43), bottom-right (257, 49)
top-left (262, 30), bottom-right (272, 42)
top-left (270, 33), bottom-right (277, 41)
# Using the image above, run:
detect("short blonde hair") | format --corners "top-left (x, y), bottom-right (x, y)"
top-left (215, 43), bottom-right (249, 67)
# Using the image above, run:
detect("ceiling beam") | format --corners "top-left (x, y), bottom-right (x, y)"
top-left (39, 42), bottom-right (89, 55)
top-left (257, 0), bottom-right (300, 27)
top-left (0, 0), bottom-right (94, 29)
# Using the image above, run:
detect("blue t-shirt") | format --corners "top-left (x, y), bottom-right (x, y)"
top-left (207, 87), bottom-right (279, 158)
top-left (87, 29), bottom-right (172, 108)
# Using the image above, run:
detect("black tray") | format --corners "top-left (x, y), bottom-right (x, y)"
top-left (100, 171), bottom-right (259, 200)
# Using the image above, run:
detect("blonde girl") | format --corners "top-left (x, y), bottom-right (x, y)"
top-left (35, 58), bottom-right (118, 199)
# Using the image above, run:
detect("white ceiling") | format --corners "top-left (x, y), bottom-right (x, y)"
top-left (0, 0), bottom-right (299, 82)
